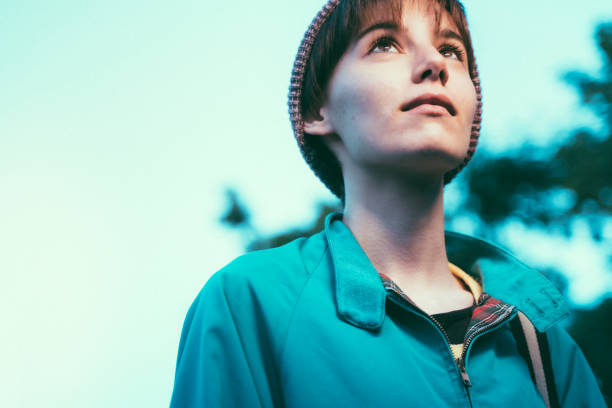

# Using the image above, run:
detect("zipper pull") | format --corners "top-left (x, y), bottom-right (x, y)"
top-left (458, 359), bottom-right (472, 388)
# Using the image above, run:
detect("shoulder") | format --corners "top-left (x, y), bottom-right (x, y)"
top-left (446, 230), bottom-right (572, 331)
top-left (177, 231), bottom-right (330, 364)
top-left (209, 229), bottom-right (328, 296)
top-left (543, 323), bottom-right (607, 406)
top-left (188, 230), bottom-right (329, 329)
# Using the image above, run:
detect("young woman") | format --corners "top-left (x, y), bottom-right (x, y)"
top-left (170, 1), bottom-right (606, 406)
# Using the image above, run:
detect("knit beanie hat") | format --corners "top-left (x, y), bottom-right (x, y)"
top-left (288, 0), bottom-right (482, 203)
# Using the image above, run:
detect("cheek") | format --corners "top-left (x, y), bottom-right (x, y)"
top-left (327, 68), bottom-right (394, 124)
top-left (458, 79), bottom-right (477, 128)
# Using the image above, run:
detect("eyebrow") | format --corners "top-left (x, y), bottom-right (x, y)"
top-left (355, 21), bottom-right (465, 46)
top-left (438, 28), bottom-right (464, 44)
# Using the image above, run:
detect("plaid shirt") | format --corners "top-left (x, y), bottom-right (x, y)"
top-left (378, 263), bottom-right (516, 367)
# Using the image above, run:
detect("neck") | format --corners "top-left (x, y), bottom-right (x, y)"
top-left (341, 166), bottom-right (456, 292)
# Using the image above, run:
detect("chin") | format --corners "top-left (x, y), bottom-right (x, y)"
top-left (380, 144), bottom-right (468, 176)
top-left (346, 131), bottom-right (470, 177)
top-left (392, 124), bottom-right (469, 154)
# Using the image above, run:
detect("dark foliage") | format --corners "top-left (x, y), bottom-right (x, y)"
top-left (220, 188), bottom-right (250, 228)
top-left (246, 202), bottom-right (341, 251)
top-left (568, 297), bottom-right (612, 406)
top-left (460, 23), bottom-right (612, 243)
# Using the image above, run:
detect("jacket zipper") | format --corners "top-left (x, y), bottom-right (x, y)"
top-left (457, 305), bottom-right (517, 373)
top-left (389, 293), bottom-right (518, 403)
top-left (428, 313), bottom-right (475, 408)
top-left (429, 313), bottom-right (472, 388)
top-left (388, 294), bottom-right (474, 404)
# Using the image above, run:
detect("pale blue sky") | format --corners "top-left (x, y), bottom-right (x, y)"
top-left (2, 1), bottom-right (611, 406)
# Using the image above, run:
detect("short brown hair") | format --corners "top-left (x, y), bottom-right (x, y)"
top-left (291, 0), bottom-right (482, 204)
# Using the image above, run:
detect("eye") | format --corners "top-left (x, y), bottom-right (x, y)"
top-left (369, 36), bottom-right (399, 54)
top-left (439, 43), bottom-right (465, 61)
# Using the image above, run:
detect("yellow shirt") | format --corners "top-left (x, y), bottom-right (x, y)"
top-left (446, 262), bottom-right (483, 360)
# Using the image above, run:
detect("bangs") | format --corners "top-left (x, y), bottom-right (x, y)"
top-left (342, 0), bottom-right (404, 41)
top-left (347, 0), bottom-right (450, 39)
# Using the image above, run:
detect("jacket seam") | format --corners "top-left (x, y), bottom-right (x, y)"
top-left (220, 281), bottom-right (265, 408)
top-left (278, 240), bottom-right (329, 382)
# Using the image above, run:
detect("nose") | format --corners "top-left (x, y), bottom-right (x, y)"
top-left (411, 44), bottom-right (449, 85)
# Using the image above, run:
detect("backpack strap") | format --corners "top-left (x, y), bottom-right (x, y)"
top-left (509, 313), bottom-right (536, 383)
top-left (511, 311), bottom-right (561, 408)
top-left (533, 320), bottom-right (561, 408)
top-left (517, 311), bottom-right (551, 408)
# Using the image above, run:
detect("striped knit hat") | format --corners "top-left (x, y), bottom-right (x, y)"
top-left (288, 0), bottom-right (482, 201)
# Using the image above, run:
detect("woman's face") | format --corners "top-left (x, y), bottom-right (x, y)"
top-left (305, 3), bottom-right (477, 179)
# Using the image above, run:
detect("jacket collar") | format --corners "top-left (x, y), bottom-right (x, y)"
top-left (323, 212), bottom-right (570, 332)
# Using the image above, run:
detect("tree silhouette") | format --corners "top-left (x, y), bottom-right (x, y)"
top-left (459, 22), bottom-right (612, 244)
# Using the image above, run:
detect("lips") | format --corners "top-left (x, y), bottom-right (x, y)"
top-left (401, 93), bottom-right (456, 116)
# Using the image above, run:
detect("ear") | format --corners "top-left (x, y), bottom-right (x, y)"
top-left (303, 107), bottom-right (335, 135)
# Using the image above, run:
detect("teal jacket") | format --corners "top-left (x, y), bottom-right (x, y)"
top-left (170, 212), bottom-right (606, 407)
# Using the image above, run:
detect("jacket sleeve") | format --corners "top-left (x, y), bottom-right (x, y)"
top-left (546, 324), bottom-right (607, 407)
top-left (169, 273), bottom-right (265, 408)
